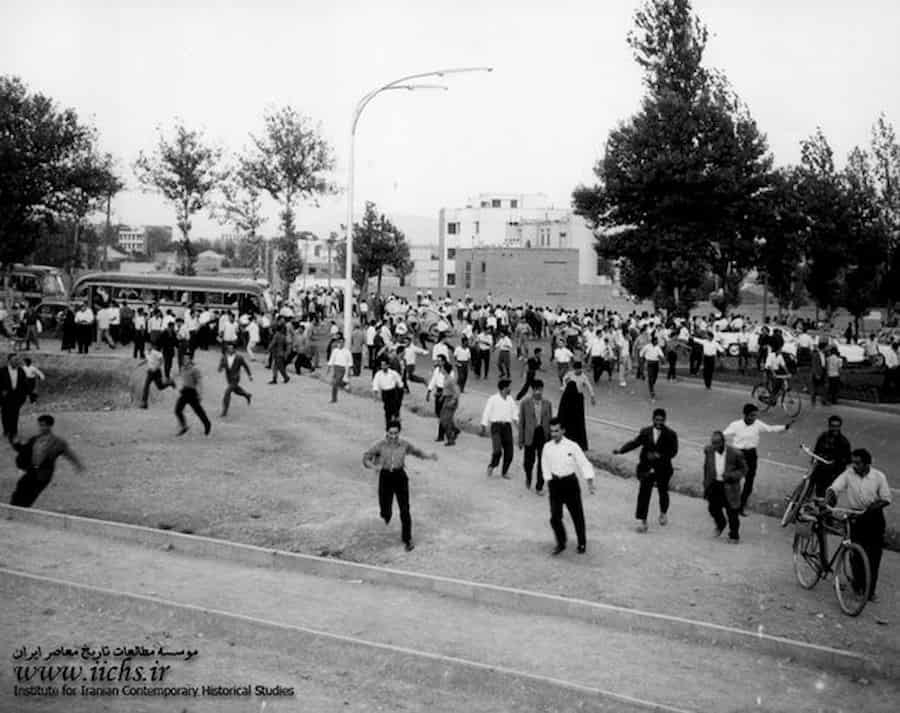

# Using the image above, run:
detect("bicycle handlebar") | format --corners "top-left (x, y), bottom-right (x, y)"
top-left (802, 497), bottom-right (865, 518)
top-left (800, 444), bottom-right (832, 465)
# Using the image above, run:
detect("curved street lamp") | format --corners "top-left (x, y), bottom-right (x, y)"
top-left (343, 67), bottom-right (493, 343)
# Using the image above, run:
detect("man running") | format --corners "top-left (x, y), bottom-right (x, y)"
top-left (10, 414), bottom-right (84, 507)
top-left (362, 420), bottom-right (438, 552)
top-left (218, 343), bottom-right (253, 417)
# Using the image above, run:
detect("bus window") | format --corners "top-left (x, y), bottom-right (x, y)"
top-left (192, 291), bottom-right (207, 305)
top-left (222, 292), bottom-right (238, 307)
top-left (205, 292), bottom-right (223, 306)
top-left (239, 294), bottom-right (261, 315)
top-left (42, 274), bottom-right (66, 296)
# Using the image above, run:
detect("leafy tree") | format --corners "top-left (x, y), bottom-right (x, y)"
top-left (754, 169), bottom-right (808, 312)
top-left (213, 164), bottom-right (267, 271)
top-left (869, 114), bottom-right (900, 319)
top-left (241, 106), bottom-right (337, 292)
top-left (144, 225), bottom-right (174, 256)
top-left (336, 202), bottom-right (410, 299)
top-left (841, 146), bottom-right (890, 326)
top-left (0, 75), bottom-right (116, 268)
top-left (797, 129), bottom-right (846, 320)
top-left (134, 121), bottom-right (224, 275)
top-left (572, 0), bottom-right (772, 314)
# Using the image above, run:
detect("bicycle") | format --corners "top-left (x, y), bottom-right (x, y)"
top-left (792, 497), bottom-right (870, 616)
top-left (781, 444), bottom-right (832, 527)
top-left (751, 373), bottom-right (802, 418)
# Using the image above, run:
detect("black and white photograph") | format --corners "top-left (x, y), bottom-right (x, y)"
top-left (1, 0), bottom-right (899, 711)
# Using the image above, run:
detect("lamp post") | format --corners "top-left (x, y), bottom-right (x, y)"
top-left (342, 66), bottom-right (492, 342)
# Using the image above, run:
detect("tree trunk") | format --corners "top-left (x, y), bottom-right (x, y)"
top-left (376, 265), bottom-right (383, 300)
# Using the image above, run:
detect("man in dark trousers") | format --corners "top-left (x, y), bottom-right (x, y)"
top-left (175, 354), bottom-right (211, 436)
top-left (480, 379), bottom-right (518, 478)
top-left (0, 353), bottom-right (30, 443)
top-left (826, 449), bottom-right (892, 602)
top-left (703, 430), bottom-right (748, 543)
top-left (810, 415), bottom-right (852, 496)
top-left (541, 417), bottom-right (595, 555)
top-left (218, 343), bottom-right (253, 417)
top-left (10, 414), bottom-right (84, 507)
top-left (371, 357), bottom-right (405, 430)
top-left (614, 407), bottom-right (679, 533)
top-left (362, 420), bottom-right (438, 552)
top-left (158, 321), bottom-right (178, 381)
top-left (518, 379), bottom-right (552, 494)
top-left (515, 346), bottom-right (543, 401)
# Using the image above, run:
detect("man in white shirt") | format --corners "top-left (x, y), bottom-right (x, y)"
top-left (553, 344), bottom-right (574, 386)
top-left (74, 303), bottom-right (95, 354)
top-left (327, 335), bottom-right (354, 403)
top-left (372, 357), bottom-right (405, 429)
top-left (480, 379), bottom-right (518, 478)
top-left (453, 337), bottom-right (471, 392)
top-left (96, 305), bottom-right (115, 348)
top-left (826, 448), bottom-right (891, 601)
top-left (541, 417), bottom-right (595, 555)
top-left (699, 331), bottom-right (724, 389)
top-left (494, 331), bottom-right (514, 380)
top-left (723, 403), bottom-right (792, 515)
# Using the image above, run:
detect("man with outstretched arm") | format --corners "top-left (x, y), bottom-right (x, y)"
top-left (362, 420), bottom-right (438, 552)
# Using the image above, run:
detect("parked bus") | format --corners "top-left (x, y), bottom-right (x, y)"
top-left (1, 264), bottom-right (67, 306)
top-left (70, 272), bottom-right (272, 316)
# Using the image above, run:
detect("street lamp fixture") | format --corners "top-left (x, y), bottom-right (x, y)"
top-left (342, 66), bottom-right (493, 342)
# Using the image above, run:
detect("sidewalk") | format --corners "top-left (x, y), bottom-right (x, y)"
top-left (2, 518), bottom-right (897, 713)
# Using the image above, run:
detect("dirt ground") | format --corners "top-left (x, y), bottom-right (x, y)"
top-left (1, 346), bottom-right (896, 668)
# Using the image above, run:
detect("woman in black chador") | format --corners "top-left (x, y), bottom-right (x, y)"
top-left (557, 380), bottom-right (588, 451)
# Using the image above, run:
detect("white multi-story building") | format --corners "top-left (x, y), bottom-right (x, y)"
top-left (437, 193), bottom-right (609, 288)
top-left (117, 227), bottom-right (148, 254)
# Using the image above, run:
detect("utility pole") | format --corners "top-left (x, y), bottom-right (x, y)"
top-left (102, 193), bottom-right (112, 271)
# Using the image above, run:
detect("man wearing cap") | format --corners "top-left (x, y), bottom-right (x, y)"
top-left (327, 335), bottom-right (354, 403)
top-left (480, 379), bottom-right (518, 478)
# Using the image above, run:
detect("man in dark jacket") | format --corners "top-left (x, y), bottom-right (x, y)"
top-left (810, 415), bottom-right (852, 496)
top-left (703, 431), bottom-right (748, 543)
top-left (613, 407), bottom-right (679, 533)
top-left (10, 414), bottom-right (84, 507)
top-left (218, 343), bottom-right (253, 417)
top-left (0, 353), bottom-right (30, 443)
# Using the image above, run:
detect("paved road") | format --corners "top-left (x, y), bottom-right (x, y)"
top-left (414, 353), bottom-right (900, 490)
top-left (3, 519), bottom-right (898, 713)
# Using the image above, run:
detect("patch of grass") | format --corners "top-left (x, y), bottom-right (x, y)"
top-left (28, 353), bottom-right (137, 412)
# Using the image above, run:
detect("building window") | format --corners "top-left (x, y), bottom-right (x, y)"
top-left (308, 267), bottom-right (317, 274)
top-left (525, 240), bottom-right (531, 248)
top-left (447, 248), bottom-right (456, 259)
top-left (446, 273), bottom-right (456, 286)
top-left (491, 199), bottom-right (501, 208)
top-left (314, 245), bottom-right (321, 258)
top-left (474, 221), bottom-right (479, 234)
top-left (447, 222), bottom-right (458, 234)
top-left (510, 199), bottom-right (518, 208)
top-left (480, 200), bottom-right (489, 208)
top-left (481, 262), bottom-right (486, 273)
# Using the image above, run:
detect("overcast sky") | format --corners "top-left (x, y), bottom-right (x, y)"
top-left (3, 0), bottom-right (899, 242)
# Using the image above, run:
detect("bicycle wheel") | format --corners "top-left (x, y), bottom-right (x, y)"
top-left (793, 532), bottom-right (822, 589)
top-left (834, 542), bottom-right (870, 616)
top-left (782, 479), bottom-right (812, 527)
top-left (781, 390), bottom-right (802, 418)
top-left (751, 383), bottom-right (772, 411)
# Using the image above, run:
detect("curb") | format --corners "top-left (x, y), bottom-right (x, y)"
top-left (306, 369), bottom-right (900, 551)
top-left (2, 569), bottom-right (695, 713)
top-left (3, 504), bottom-right (890, 682)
